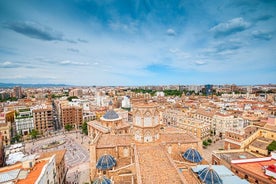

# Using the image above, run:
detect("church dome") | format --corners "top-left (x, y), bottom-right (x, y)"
top-left (198, 166), bottom-right (223, 184)
top-left (93, 176), bottom-right (111, 184)
top-left (96, 154), bottom-right (116, 170)
top-left (182, 148), bottom-right (203, 163)
top-left (103, 110), bottom-right (119, 120)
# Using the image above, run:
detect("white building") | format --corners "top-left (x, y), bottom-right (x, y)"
top-left (121, 96), bottom-right (131, 108)
top-left (15, 109), bottom-right (34, 135)
top-left (35, 155), bottom-right (57, 184)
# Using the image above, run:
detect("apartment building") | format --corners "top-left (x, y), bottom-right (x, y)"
top-left (32, 105), bottom-right (54, 135)
top-left (0, 154), bottom-right (57, 184)
top-left (60, 104), bottom-right (83, 129)
top-left (179, 118), bottom-right (211, 140)
top-left (0, 111), bottom-right (14, 146)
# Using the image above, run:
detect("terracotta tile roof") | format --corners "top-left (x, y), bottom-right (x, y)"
top-left (232, 159), bottom-right (276, 182)
top-left (39, 149), bottom-right (66, 165)
top-left (17, 160), bottom-right (47, 184)
top-left (97, 134), bottom-right (132, 148)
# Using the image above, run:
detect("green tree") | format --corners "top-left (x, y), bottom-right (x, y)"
top-left (163, 90), bottom-right (182, 96)
top-left (82, 122), bottom-right (88, 135)
top-left (30, 129), bottom-right (39, 139)
top-left (13, 133), bottom-right (22, 143)
top-left (67, 96), bottom-right (78, 102)
top-left (65, 124), bottom-right (73, 131)
top-left (207, 138), bottom-right (212, 144)
top-left (203, 140), bottom-right (209, 147)
top-left (267, 141), bottom-right (276, 153)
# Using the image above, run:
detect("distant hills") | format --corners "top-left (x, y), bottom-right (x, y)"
top-left (0, 83), bottom-right (69, 88)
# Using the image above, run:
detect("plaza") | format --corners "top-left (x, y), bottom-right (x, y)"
top-left (24, 131), bottom-right (90, 183)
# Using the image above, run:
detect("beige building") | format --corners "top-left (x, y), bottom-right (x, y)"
top-left (0, 154), bottom-right (57, 184)
top-left (59, 103), bottom-right (83, 129)
top-left (88, 101), bottom-right (203, 183)
top-left (163, 108), bottom-right (186, 126)
top-left (87, 102), bottom-right (130, 137)
top-left (132, 102), bottom-right (161, 143)
top-left (192, 108), bottom-right (215, 125)
top-left (224, 119), bottom-right (276, 156)
top-left (69, 88), bottom-right (83, 97)
top-left (40, 150), bottom-right (67, 184)
top-left (179, 118), bottom-right (211, 140)
top-left (33, 105), bottom-right (54, 135)
top-left (0, 111), bottom-right (14, 146)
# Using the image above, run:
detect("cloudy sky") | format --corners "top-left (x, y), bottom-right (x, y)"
top-left (0, 0), bottom-right (275, 86)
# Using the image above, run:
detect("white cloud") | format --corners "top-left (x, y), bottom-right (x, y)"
top-left (210, 17), bottom-right (250, 37)
top-left (166, 28), bottom-right (176, 36)
top-left (252, 30), bottom-right (272, 41)
top-left (59, 60), bottom-right (89, 66)
top-left (195, 60), bottom-right (207, 65)
top-left (2, 61), bottom-right (12, 66)
top-left (0, 61), bottom-right (20, 68)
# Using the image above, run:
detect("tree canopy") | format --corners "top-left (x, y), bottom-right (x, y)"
top-left (30, 129), bottom-right (39, 139)
top-left (82, 122), bottom-right (88, 135)
top-left (65, 124), bottom-right (73, 131)
top-left (267, 141), bottom-right (276, 153)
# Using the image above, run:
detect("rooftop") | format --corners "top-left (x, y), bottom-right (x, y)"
top-left (39, 149), bottom-right (66, 165)
top-left (182, 148), bottom-right (203, 163)
top-left (216, 151), bottom-right (257, 164)
top-left (96, 154), bottom-right (116, 170)
top-left (231, 157), bottom-right (276, 183)
top-left (192, 165), bottom-right (249, 184)
top-left (102, 110), bottom-right (120, 120)
top-left (97, 134), bottom-right (132, 148)
top-left (17, 160), bottom-right (47, 184)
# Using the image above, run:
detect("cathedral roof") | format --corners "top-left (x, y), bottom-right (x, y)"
top-left (93, 176), bottom-right (111, 184)
top-left (198, 166), bottom-right (223, 184)
top-left (182, 148), bottom-right (203, 163)
top-left (103, 110), bottom-right (119, 120)
top-left (96, 154), bottom-right (116, 170)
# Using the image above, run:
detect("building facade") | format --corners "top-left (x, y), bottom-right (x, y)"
top-left (33, 106), bottom-right (54, 135)
top-left (60, 104), bottom-right (83, 129)
top-left (132, 102), bottom-right (161, 143)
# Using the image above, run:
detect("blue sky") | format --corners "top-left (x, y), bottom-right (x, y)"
top-left (0, 0), bottom-right (275, 86)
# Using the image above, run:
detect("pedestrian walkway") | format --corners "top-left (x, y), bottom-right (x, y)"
top-left (202, 139), bottom-right (224, 163)
top-left (24, 131), bottom-right (91, 183)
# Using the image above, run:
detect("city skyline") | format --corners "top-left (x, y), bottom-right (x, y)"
top-left (0, 0), bottom-right (276, 86)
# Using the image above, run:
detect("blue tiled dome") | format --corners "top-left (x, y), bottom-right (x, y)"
top-left (182, 148), bottom-right (203, 163)
top-left (93, 176), bottom-right (111, 184)
top-left (103, 110), bottom-right (119, 120)
top-left (96, 154), bottom-right (116, 170)
top-left (198, 166), bottom-right (223, 184)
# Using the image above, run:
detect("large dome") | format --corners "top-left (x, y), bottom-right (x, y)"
top-left (182, 148), bottom-right (203, 163)
top-left (103, 110), bottom-right (119, 120)
top-left (198, 166), bottom-right (223, 184)
top-left (93, 176), bottom-right (111, 184)
top-left (96, 154), bottom-right (116, 170)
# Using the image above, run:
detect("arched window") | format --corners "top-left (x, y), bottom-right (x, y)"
top-left (144, 111), bottom-right (152, 127)
top-left (135, 111), bottom-right (141, 126)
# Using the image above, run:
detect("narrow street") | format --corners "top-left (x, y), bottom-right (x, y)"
top-left (202, 139), bottom-right (224, 163)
